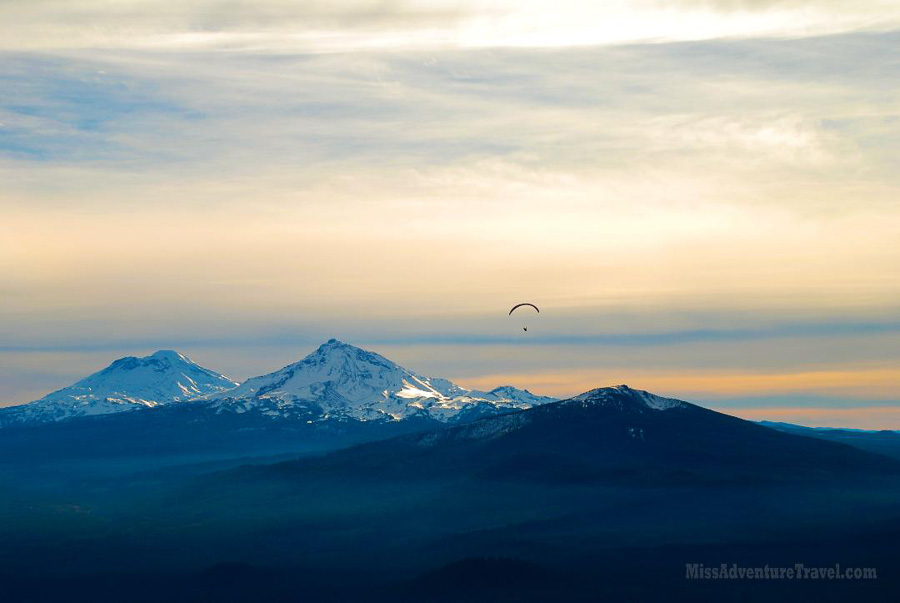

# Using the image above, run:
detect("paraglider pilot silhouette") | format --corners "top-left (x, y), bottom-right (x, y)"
top-left (509, 303), bottom-right (539, 331)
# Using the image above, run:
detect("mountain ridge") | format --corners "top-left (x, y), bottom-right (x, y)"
top-left (250, 384), bottom-right (899, 485)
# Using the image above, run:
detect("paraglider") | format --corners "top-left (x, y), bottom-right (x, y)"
top-left (509, 303), bottom-right (539, 331)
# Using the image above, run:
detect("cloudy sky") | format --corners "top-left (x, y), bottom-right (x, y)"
top-left (1, 1), bottom-right (898, 427)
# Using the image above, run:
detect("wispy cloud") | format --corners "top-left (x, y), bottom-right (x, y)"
top-left (1, 0), bottom-right (898, 51)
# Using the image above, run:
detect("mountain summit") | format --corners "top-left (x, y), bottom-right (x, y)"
top-left (205, 339), bottom-right (556, 423)
top-left (0, 350), bottom-right (238, 427)
top-left (568, 385), bottom-right (687, 411)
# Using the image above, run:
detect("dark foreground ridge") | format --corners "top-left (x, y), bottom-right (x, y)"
top-left (245, 384), bottom-right (900, 485)
top-left (1, 385), bottom-right (899, 602)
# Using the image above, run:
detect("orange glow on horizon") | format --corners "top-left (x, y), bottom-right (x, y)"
top-left (458, 366), bottom-right (900, 399)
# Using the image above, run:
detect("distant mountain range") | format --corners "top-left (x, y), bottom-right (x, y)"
top-left (2, 340), bottom-right (897, 471)
top-left (760, 420), bottom-right (900, 461)
top-left (0, 339), bottom-right (555, 430)
top-left (0, 340), bottom-right (557, 460)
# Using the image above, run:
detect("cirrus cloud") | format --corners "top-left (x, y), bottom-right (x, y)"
top-left (0, 0), bottom-right (898, 51)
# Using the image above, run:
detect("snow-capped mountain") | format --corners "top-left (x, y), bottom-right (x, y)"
top-left (204, 339), bottom-right (556, 423)
top-left (0, 350), bottom-right (238, 427)
top-left (567, 385), bottom-right (688, 411)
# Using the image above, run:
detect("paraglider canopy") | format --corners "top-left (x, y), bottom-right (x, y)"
top-left (509, 303), bottom-right (539, 331)
top-left (508, 303), bottom-right (539, 316)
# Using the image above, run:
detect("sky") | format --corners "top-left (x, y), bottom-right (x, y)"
top-left (1, 0), bottom-right (898, 428)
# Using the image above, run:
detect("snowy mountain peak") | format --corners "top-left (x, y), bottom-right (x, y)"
top-left (0, 351), bottom-right (238, 427)
top-left (568, 385), bottom-right (688, 411)
top-left (150, 349), bottom-right (190, 361)
top-left (304, 339), bottom-right (400, 371)
top-left (207, 339), bottom-right (558, 423)
top-left (101, 350), bottom-right (193, 374)
top-left (314, 338), bottom-right (347, 354)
